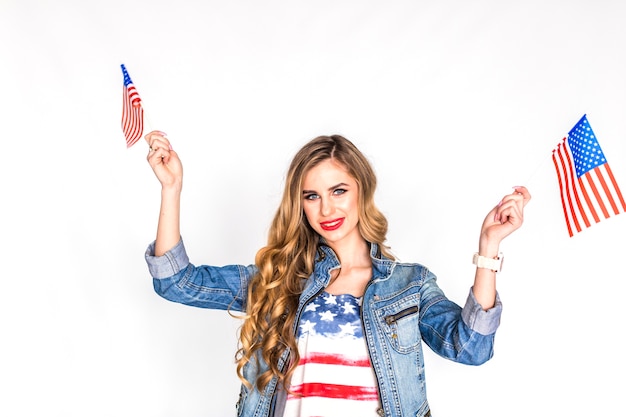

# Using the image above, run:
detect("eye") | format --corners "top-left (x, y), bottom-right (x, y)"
top-left (333, 188), bottom-right (347, 196)
top-left (303, 193), bottom-right (319, 200)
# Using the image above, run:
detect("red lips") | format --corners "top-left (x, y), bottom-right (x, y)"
top-left (320, 218), bottom-right (344, 231)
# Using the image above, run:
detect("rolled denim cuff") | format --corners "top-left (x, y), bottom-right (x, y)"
top-left (461, 287), bottom-right (502, 335)
top-left (144, 238), bottom-right (189, 279)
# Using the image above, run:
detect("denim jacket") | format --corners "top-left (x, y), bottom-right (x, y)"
top-left (145, 238), bottom-right (502, 417)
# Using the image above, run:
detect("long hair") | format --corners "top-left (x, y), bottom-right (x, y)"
top-left (235, 134), bottom-right (393, 392)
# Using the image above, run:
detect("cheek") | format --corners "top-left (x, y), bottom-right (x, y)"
top-left (342, 197), bottom-right (359, 216)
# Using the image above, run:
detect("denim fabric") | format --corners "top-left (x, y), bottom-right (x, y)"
top-left (145, 239), bottom-right (502, 417)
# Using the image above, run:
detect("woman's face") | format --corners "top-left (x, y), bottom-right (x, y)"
top-left (302, 159), bottom-right (361, 246)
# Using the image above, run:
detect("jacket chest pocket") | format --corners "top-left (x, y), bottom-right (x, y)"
top-left (374, 294), bottom-right (421, 353)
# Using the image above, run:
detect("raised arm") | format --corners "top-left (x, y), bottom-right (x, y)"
top-left (144, 131), bottom-right (183, 256)
top-left (472, 186), bottom-right (531, 309)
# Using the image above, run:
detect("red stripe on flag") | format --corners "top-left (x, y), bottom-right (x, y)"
top-left (555, 141), bottom-right (588, 234)
top-left (605, 163), bottom-right (626, 212)
top-left (585, 170), bottom-right (609, 219)
top-left (596, 164), bottom-right (626, 215)
top-left (562, 140), bottom-right (596, 226)
top-left (552, 150), bottom-right (575, 237)
top-left (122, 85), bottom-right (144, 148)
top-left (577, 173), bottom-right (600, 224)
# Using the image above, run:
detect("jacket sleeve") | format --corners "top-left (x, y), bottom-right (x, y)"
top-left (418, 272), bottom-right (502, 365)
top-left (144, 238), bottom-right (257, 312)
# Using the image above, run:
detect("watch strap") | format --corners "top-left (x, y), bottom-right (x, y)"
top-left (472, 252), bottom-right (503, 272)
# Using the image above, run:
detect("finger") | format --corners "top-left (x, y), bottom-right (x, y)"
top-left (502, 192), bottom-right (525, 208)
top-left (494, 194), bottom-right (524, 224)
top-left (147, 143), bottom-right (171, 165)
top-left (499, 200), bottom-right (524, 225)
top-left (146, 147), bottom-right (165, 166)
top-left (498, 189), bottom-right (527, 211)
top-left (144, 130), bottom-right (164, 145)
top-left (145, 131), bottom-right (170, 151)
top-left (512, 186), bottom-right (531, 205)
top-left (150, 137), bottom-right (171, 152)
top-left (494, 195), bottom-right (516, 221)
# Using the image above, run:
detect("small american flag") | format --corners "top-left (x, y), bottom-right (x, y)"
top-left (121, 64), bottom-right (144, 148)
top-left (552, 114), bottom-right (626, 237)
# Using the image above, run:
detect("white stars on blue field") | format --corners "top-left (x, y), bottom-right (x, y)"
top-left (567, 114), bottom-right (608, 178)
top-left (297, 292), bottom-right (364, 339)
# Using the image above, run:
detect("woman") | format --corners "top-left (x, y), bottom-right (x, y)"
top-left (143, 131), bottom-right (531, 417)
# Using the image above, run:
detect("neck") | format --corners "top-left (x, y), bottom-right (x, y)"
top-left (324, 236), bottom-right (372, 297)
top-left (327, 234), bottom-right (370, 267)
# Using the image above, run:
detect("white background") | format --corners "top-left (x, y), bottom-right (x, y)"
top-left (2, 1), bottom-right (625, 416)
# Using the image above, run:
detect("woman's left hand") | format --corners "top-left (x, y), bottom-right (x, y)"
top-left (480, 186), bottom-right (531, 246)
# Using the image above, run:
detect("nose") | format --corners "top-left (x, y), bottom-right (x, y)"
top-left (320, 197), bottom-right (334, 217)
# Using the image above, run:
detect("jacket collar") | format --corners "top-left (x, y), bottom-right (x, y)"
top-left (314, 239), bottom-right (394, 285)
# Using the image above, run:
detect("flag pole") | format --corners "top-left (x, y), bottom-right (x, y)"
top-left (523, 149), bottom-right (551, 186)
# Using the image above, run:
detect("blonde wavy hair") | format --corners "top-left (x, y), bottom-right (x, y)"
top-left (235, 134), bottom-right (393, 392)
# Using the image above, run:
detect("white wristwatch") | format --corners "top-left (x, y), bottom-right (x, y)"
top-left (472, 252), bottom-right (504, 272)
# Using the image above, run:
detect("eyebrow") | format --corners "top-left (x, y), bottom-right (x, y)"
top-left (302, 182), bottom-right (350, 195)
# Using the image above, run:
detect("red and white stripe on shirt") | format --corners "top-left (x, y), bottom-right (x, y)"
top-left (282, 292), bottom-right (379, 417)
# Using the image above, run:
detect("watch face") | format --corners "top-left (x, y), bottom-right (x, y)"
top-left (489, 257), bottom-right (500, 272)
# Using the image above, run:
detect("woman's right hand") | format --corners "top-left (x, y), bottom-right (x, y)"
top-left (144, 131), bottom-right (183, 191)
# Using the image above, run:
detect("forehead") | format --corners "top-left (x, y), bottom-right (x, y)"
top-left (302, 159), bottom-right (355, 187)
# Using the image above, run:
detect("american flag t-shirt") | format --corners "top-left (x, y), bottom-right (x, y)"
top-left (121, 64), bottom-right (144, 148)
top-left (283, 292), bottom-right (379, 417)
top-left (552, 114), bottom-right (626, 237)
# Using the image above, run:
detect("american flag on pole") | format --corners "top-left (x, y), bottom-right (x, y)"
top-left (121, 64), bottom-right (144, 148)
top-left (552, 114), bottom-right (626, 237)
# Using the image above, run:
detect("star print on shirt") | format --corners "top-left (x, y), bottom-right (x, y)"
top-left (296, 292), bottom-right (364, 339)
top-left (338, 321), bottom-right (358, 336)
top-left (299, 320), bottom-right (316, 334)
top-left (304, 302), bottom-right (320, 312)
top-left (342, 301), bottom-right (357, 315)
top-left (323, 293), bottom-right (337, 305)
top-left (319, 310), bottom-right (337, 322)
